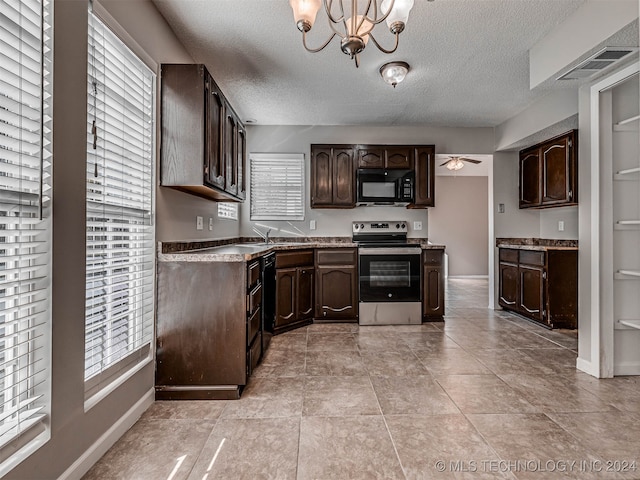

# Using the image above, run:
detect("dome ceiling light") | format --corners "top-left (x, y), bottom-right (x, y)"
top-left (380, 61), bottom-right (410, 87)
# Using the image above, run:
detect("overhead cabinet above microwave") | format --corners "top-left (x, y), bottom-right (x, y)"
top-left (160, 64), bottom-right (246, 202)
top-left (310, 144), bottom-right (435, 209)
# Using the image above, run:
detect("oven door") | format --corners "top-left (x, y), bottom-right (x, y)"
top-left (358, 247), bottom-right (421, 302)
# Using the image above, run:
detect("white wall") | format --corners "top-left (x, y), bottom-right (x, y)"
top-left (7, 1), bottom-right (193, 478)
top-left (428, 176), bottom-right (489, 276)
top-left (243, 125), bottom-right (495, 239)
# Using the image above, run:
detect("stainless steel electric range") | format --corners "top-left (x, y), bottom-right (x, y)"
top-left (353, 221), bottom-right (422, 325)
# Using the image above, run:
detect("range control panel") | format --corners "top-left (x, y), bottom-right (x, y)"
top-left (352, 221), bottom-right (408, 234)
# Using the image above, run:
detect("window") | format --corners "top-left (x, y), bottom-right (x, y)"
top-left (85, 10), bottom-right (155, 397)
top-left (0, 0), bottom-right (52, 466)
top-left (250, 153), bottom-right (304, 220)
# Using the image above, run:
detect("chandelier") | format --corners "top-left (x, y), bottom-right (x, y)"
top-left (289, 0), bottom-right (415, 67)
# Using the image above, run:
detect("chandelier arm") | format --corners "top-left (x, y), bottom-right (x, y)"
top-left (364, 0), bottom-right (396, 25)
top-left (302, 30), bottom-right (338, 53)
top-left (324, 0), bottom-right (345, 25)
top-left (367, 31), bottom-right (400, 54)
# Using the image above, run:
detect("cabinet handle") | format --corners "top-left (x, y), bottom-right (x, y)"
top-left (323, 305), bottom-right (352, 312)
top-left (499, 296), bottom-right (516, 305)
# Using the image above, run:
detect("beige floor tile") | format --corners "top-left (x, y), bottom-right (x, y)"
top-left (371, 375), bottom-right (460, 415)
top-left (499, 374), bottom-right (618, 413)
top-left (306, 332), bottom-right (358, 351)
top-left (517, 347), bottom-right (578, 373)
top-left (268, 332), bottom-right (307, 352)
top-left (354, 331), bottom-right (413, 353)
top-left (297, 416), bottom-right (404, 479)
top-left (415, 348), bottom-right (493, 375)
top-left (252, 349), bottom-right (306, 377)
top-left (436, 374), bottom-right (539, 414)
top-left (385, 414), bottom-right (515, 479)
top-left (396, 331), bottom-right (462, 351)
top-left (307, 322), bottom-right (359, 333)
top-left (186, 417), bottom-right (299, 480)
top-left (469, 348), bottom-right (553, 375)
top-left (467, 414), bottom-right (612, 480)
top-left (305, 349), bottom-right (368, 376)
top-left (361, 350), bottom-right (430, 376)
top-left (82, 418), bottom-right (215, 480)
top-left (221, 377), bottom-right (304, 419)
top-left (569, 373), bottom-right (640, 413)
top-left (302, 376), bottom-right (380, 416)
top-left (142, 400), bottom-right (227, 420)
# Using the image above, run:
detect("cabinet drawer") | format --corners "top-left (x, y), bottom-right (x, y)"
top-left (248, 283), bottom-right (262, 314)
top-left (519, 250), bottom-right (545, 267)
top-left (276, 250), bottom-right (314, 268)
top-left (499, 248), bottom-right (518, 263)
top-left (247, 306), bottom-right (261, 346)
top-left (423, 250), bottom-right (443, 265)
top-left (247, 259), bottom-right (261, 289)
top-left (315, 248), bottom-right (357, 266)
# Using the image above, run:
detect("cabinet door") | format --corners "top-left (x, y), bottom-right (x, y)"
top-left (297, 267), bottom-right (314, 320)
top-left (275, 268), bottom-right (296, 327)
top-left (236, 124), bottom-right (246, 200)
top-left (412, 146), bottom-right (435, 207)
top-left (224, 110), bottom-right (238, 196)
top-left (519, 265), bottom-right (545, 323)
top-left (332, 148), bottom-right (355, 207)
top-left (357, 147), bottom-right (384, 168)
top-left (541, 132), bottom-right (574, 206)
top-left (519, 148), bottom-right (541, 208)
top-left (385, 146), bottom-right (413, 169)
top-left (423, 265), bottom-right (444, 318)
top-left (311, 146), bottom-right (333, 207)
top-left (315, 266), bottom-right (358, 319)
top-left (498, 262), bottom-right (518, 308)
top-left (205, 77), bottom-right (225, 189)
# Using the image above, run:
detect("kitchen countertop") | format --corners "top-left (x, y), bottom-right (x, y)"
top-left (496, 238), bottom-right (578, 251)
top-left (158, 240), bottom-right (445, 263)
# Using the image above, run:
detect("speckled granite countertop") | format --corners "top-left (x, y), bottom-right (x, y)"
top-left (158, 238), bottom-right (445, 263)
top-left (496, 238), bottom-right (578, 251)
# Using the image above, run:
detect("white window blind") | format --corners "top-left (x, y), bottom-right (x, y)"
top-left (217, 202), bottom-right (238, 220)
top-left (0, 0), bottom-right (52, 461)
top-left (85, 11), bottom-right (155, 396)
top-left (250, 153), bottom-right (304, 220)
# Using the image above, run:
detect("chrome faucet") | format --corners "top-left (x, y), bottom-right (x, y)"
top-left (252, 226), bottom-right (272, 244)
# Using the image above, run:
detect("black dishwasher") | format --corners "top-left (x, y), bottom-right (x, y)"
top-left (262, 252), bottom-right (276, 352)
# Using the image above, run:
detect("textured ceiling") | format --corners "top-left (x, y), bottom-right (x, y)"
top-left (152, 0), bottom-right (592, 127)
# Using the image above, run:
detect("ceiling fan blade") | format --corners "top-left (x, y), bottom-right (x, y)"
top-left (439, 160), bottom-right (452, 166)
top-left (459, 157), bottom-right (482, 164)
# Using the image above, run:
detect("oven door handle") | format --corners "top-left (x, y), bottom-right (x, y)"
top-left (358, 247), bottom-right (422, 255)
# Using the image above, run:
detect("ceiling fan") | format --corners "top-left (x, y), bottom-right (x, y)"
top-left (439, 156), bottom-right (482, 171)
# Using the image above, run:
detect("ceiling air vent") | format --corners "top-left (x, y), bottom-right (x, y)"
top-left (557, 47), bottom-right (638, 81)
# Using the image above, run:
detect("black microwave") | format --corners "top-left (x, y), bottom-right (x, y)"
top-left (356, 169), bottom-right (415, 205)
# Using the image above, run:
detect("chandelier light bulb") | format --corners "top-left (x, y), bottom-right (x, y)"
top-left (290, 0), bottom-right (322, 32)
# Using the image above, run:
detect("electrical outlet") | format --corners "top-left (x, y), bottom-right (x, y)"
top-left (413, 221), bottom-right (422, 231)
top-left (498, 203), bottom-right (505, 213)
top-left (208, 217), bottom-right (214, 231)
top-left (196, 216), bottom-right (203, 230)
top-left (310, 220), bottom-right (317, 230)
top-left (558, 220), bottom-right (565, 232)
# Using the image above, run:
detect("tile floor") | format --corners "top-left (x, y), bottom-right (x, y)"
top-left (83, 279), bottom-right (640, 479)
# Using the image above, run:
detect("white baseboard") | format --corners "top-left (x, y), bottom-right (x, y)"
top-left (447, 275), bottom-right (489, 279)
top-left (576, 357), bottom-right (600, 378)
top-left (614, 363), bottom-right (640, 376)
top-left (59, 388), bottom-right (154, 480)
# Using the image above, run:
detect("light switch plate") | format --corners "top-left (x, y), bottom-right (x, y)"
top-left (310, 220), bottom-right (317, 230)
top-left (558, 220), bottom-right (565, 231)
top-left (208, 217), bottom-right (214, 231)
top-left (413, 221), bottom-right (422, 231)
top-left (196, 216), bottom-right (203, 230)
top-left (498, 203), bottom-right (505, 213)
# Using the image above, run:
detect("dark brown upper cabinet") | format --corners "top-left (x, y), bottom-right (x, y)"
top-left (356, 145), bottom-right (413, 169)
top-left (519, 130), bottom-right (577, 209)
top-left (311, 145), bottom-right (356, 208)
top-left (409, 145), bottom-right (435, 208)
top-left (160, 63), bottom-right (245, 202)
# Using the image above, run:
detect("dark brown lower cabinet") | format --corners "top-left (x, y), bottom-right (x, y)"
top-left (423, 249), bottom-right (445, 320)
top-left (498, 247), bottom-right (578, 329)
top-left (155, 261), bottom-right (248, 400)
top-left (314, 248), bottom-right (358, 321)
top-left (275, 250), bottom-right (314, 334)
